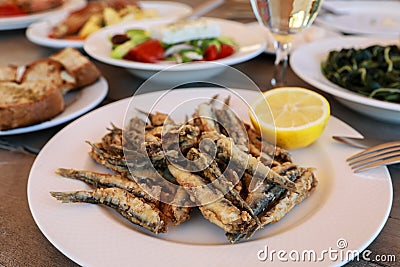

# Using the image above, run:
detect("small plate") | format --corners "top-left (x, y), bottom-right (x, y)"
top-left (317, 2), bottom-right (400, 36)
top-left (0, 0), bottom-right (85, 30)
top-left (28, 88), bottom-right (392, 267)
top-left (26, 1), bottom-right (192, 49)
top-left (84, 18), bottom-right (266, 82)
top-left (290, 36), bottom-right (400, 123)
top-left (0, 77), bottom-right (108, 135)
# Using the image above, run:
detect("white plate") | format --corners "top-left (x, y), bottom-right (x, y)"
top-left (0, 0), bottom-right (85, 30)
top-left (0, 77), bottom-right (108, 135)
top-left (28, 88), bottom-right (392, 267)
top-left (317, 2), bottom-right (400, 36)
top-left (247, 23), bottom-right (341, 54)
top-left (84, 18), bottom-right (266, 82)
top-left (290, 36), bottom-right (400, 123)
top-left (26, 1), bottom-right (192, 49)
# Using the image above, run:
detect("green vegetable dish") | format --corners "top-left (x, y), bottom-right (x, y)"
top-left (321, 45), bottom-right (400, 103)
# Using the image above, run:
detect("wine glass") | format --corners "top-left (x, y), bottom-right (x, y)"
top-left (250, 0), bottom-right (324, 88)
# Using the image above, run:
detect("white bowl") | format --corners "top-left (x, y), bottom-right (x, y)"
top-left (290, 36), bottom-right (400, 123)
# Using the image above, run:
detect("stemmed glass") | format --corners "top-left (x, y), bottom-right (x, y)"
top-left (250, 0), bottom-right (324, 88)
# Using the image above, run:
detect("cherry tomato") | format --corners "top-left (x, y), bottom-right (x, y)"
top-left (217, 44), bottom-right (235, 59)
top-left (123, 39), bottom-right (164, 63)
top-left (204, 45), bottom-right (218, 61)
top-left (0, 4), bottom-right (26, 16)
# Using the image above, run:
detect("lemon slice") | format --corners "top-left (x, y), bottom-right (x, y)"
top-left (249, 87), bottom-right (330, 150)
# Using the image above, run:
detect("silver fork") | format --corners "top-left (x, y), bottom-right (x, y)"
top-left (347, 141), bottom-right (400, 172)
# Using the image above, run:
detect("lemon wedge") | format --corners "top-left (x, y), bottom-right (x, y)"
top-left (249, 87), bottom-right (330, 150)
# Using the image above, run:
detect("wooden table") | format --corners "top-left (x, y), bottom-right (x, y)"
top-left (0, 1), bottom-right (399, 266)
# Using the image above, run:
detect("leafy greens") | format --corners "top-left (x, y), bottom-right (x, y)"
top-left (321, 45), bottom-right (400, 103)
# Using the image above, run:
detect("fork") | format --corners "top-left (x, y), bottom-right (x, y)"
top-left (347, 141), bottom-right (400, 172)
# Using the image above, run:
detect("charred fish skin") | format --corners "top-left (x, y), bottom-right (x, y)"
top-left (50, 187), bottom-right (168, 234)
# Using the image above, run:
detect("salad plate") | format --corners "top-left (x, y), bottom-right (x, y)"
top-left (28, 88), bottom-right (392, 266)
top-left (84, 18), bottom-right (266, 83)
top-left (0, 77), bottom-right (108, 135)
top-left (317, 1), bottom-right (400, 36)
top-left (26, 1), bottom-right (192, 49)
top-left (0, 0), bottom-right (85, 30)
top-left (290, 36), bottom-right (400, 123)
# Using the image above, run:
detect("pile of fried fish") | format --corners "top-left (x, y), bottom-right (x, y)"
top-left (51, 96), bottom-right (317, 243)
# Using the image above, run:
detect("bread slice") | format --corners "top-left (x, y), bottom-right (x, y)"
top-left (20, 58), bottom-right (76, 95)
top-left (50, 47), bottom-right (101, 88)
top-left (0, 65), bottom-right (18, 82)
top-left (0, 81), bottom-right (64, 130)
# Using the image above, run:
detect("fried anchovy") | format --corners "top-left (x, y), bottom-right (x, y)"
top-left (160, 187), bottom-right (193, 226)
top-left (226, 163), bottom-right (306, 243)
top-left (193, 94), bottom-right (220, 133)
top-left (101, 124), bottom-right (123, 156)
top-left (259, 168), bottom-right (317, 226)
top-left (215, 96), bottom-right (249, 152)
top-left (246, 124), bottom-right (292, 163)
top-left (50, 187), bottom-right (167, 234)
top-left (186, 148), bottom-right (260, 226)
top-left (168, 163), bottom-right (252, 234)
top-left (216, 136), bottom-right (298, 192)
top-left (55, 168), bottom-right (160, 205)
top-left (135, 109), bottom-right (174, 127)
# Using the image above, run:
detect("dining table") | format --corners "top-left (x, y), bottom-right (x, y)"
top-left (0, 0), bottom-right (399, 266)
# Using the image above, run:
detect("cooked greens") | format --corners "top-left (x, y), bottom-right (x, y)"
top-left (321, 45), bottom-right (400, 103)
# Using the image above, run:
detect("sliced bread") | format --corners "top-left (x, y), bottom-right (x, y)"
top-left (0, 81), bottom-right (64, 130)
top-left (0, 65), bottom-right (18, 82)
top-left (50, 47), bottom-right (101, 89)
top-left (20, 58), bottom-right (76, 95)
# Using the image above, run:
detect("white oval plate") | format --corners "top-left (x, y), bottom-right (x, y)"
top-left (28, 88), bottom-right (392, 267)
top-left (84, 18), bottom-right (266, 82)
top-left (0, 0), bottom-right (85, 30)
top-left (26, 1), bottom-right (192, 49)
top-left (0, 77), bottom-right (108, 135)
top-left (317, 2), bottom-right (400, 36)
top-left (290, 36), bottom-right (400, 123)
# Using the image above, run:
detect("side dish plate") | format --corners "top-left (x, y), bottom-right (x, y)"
top-left (0, 0), bottom-right (85, 30)
top-left (26, 1), bottom-right (192, 49)
top-left (290, 36), bottom-right (400, 123)
top-left (84, 18), bottom-right (266, 82)
top-left (0, 77), bottom-right (108, 135)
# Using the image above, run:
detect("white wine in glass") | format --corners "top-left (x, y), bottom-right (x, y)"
top-left (250, 0), bottom-right (324, 88)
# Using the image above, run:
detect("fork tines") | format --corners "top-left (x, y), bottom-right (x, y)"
top-left (347, 141), bottom-right (400, 172)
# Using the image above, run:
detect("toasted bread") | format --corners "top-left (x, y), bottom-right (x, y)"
top-left (0, 47), bottom-right (101, 130)
top-left (50, 47), bottom-right (101, 88)
top-left (0, 65), bottom-right (18, 82)
top-left (20, 58), bottom-right (76, 94)
top-left (0, 81), bottom-right (64, 130)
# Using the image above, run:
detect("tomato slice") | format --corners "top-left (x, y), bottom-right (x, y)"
top-left (217, 44), bottom-right (235, 59)
top-left (0, 4), bottom-right (26, 16)
top-left (204, 45), bottom-right (218, 61)
top-left (123, 39), bottom-right (164, 63)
